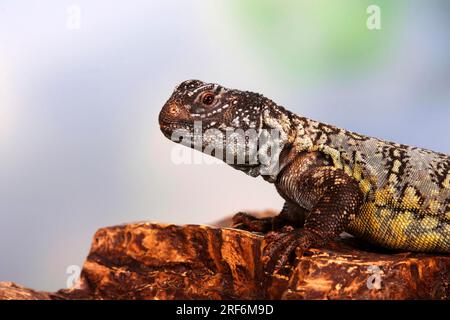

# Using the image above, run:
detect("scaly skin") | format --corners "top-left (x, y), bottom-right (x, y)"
top-left (159, 80), bottom-right (450, 273)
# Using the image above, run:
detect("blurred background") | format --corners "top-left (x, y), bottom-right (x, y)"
top-left (0, 0), bottom-right (449, 291)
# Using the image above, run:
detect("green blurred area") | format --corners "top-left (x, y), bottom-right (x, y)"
top-left (230, 0), bottom-right (403, 79)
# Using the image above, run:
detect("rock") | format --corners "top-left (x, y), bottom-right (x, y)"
top-left (0, 216), bottom-right (449, 300)
top-left (0, 282), bottom-right (53, 300)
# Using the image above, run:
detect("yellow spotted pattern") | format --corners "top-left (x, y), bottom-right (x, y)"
top-left (316, 145), bottom-right (449, 253)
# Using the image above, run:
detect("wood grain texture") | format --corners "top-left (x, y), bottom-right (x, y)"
top-left (1, 218), bottom-right (448, 300)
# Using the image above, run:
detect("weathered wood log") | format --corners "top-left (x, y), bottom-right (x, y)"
top-left (0, 217), bottom-right (449, 300)
top-left (0, 282), bottom-right (52, 300)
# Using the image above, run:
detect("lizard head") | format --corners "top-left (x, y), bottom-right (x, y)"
top-left (159, 80), bottom-right (287, 178)
top-left (159, 80), bottom-right (264, 136)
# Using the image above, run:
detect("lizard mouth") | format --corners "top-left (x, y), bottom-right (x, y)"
top-left (159, 100), bottom-right (198, 138)
top-left (159, 105), bottom-right (195, 138)
top-left (159, 114), bottom-right (223, 138)
top-left (159, 121), bottom-right (194, 138)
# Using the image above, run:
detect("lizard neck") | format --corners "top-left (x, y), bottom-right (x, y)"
top-left (225, 102), bottom-right (294, 181)
top-left (261, 104), bottom-right (336, 152)
top-left (233, 103), bottom-right (351, 183)
top-left (257, 104), bottom-right (296, 182)
top-left (291, 115), bottom-right (349, 171)
top-left (262, 107), bottom-right (350, 181)
top-left (290, 114), bottom-right (375, 198)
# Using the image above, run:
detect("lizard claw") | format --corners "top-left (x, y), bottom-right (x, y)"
top-left (232, 212), bottom-right (272, 233)
top-left (262, 229), bottom-right (320, 275)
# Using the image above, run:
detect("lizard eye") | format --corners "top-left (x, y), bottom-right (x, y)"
top-left (201, 92), bottom-right (215, 106)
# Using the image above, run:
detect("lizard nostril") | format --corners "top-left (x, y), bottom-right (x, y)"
top-left (168, 104), bottom-right (179, 115)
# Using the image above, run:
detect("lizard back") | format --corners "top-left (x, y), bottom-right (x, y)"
top-left (294, 116), bottom-right (450, 252)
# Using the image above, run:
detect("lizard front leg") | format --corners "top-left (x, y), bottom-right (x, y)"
top-left (232, 201), bottom-right (307, 233)
top-left (264, 166), bottom-right (364, 274)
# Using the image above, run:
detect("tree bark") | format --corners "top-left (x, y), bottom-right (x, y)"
top-left (1, 216), bottom-right (449, 300)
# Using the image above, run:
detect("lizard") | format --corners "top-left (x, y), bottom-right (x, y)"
top-left (159, 79), bottom-right (450, 273)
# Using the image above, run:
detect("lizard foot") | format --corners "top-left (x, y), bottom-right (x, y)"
top-left (262, 228), bottom-right (322, 274)
top-left (232, 212), bottom-right (273, 233)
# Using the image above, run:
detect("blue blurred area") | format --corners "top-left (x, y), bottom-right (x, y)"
top-left (0, 1), bottom-right (449, 290)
